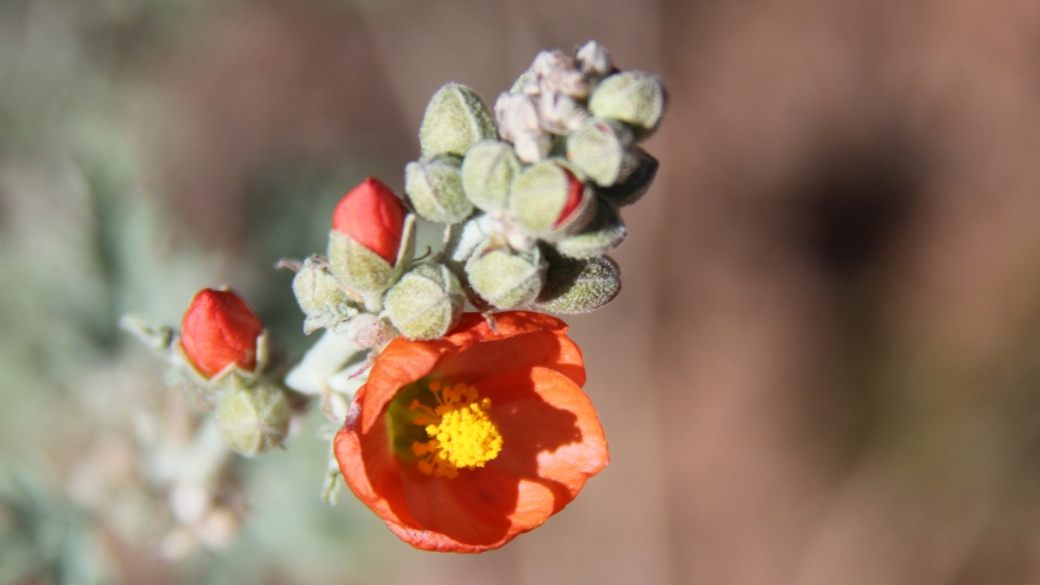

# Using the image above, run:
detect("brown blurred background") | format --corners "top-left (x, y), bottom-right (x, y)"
top-left (4, 0), bottom-right (1040, 583)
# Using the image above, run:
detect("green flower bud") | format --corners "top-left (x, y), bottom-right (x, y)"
top-left (419, 83), bottom-right (497, 157)
top-left (215, 377), bottom-right (291, 457)
top-left (405, 155), bottom-right (473, 224)
top-left (598, 147), bottom-right (659, 207)
top-left (384, 263), bottom-right (464, 340)
top-left (537, 250), bottom-right (621, 314)
top-left (566, 117), bottom-right (637, 187)
top-left (291, 257), bottom-right (360, 334)
top-left (555, 197), bottom-right (626, 259)
top-left (510, 160), bottom-right (596, 239)
top-left (588, 71), bottom-right (666, 136)
top-left (328, 215), bottom-right (416, 293)
top-left (465, 243), bottom-right (545, 309)
top-left (461, 140), bottom-right (521, 211)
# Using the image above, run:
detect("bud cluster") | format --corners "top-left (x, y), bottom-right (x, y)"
top-left (419, 41), bottom-right (661, 314)
top-left (125, 289), bottom-right (294, 457)
top-left (281, 41), bottom-right (664, 364)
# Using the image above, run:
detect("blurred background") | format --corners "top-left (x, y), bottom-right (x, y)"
top-left (4, 0), bottom-right (1040, 583)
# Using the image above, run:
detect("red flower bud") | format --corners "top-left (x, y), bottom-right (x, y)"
top-left (332, 177), bottom-right (407, 265)
top-left (181, 289), bottom-right (262, 378)
top-left (556, 168), bottom-right (585, 227)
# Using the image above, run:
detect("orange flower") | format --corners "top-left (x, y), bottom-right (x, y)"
top-left (334, 311), bottom-right (608, 552)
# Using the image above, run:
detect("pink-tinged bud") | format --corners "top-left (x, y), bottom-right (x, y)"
top-left (510, 160), bottom-right (596, 239)
top-left (332, 178), bottom-right (406, 265)
top-left (556, 169), bottom-right (584, 227)
top-left (181, 289), bottom-right (262, 378)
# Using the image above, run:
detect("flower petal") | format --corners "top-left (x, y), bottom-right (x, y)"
top-left (360, 312), bottom-right (584, 433)
top-left (437, 313), bottom-right (586, 386)
top-left (335, 388), bottom-right (419, 528)
top-left (359, 339), bottom-right (450, 433)
top-left (480, 366), bottom-right (608, 513)
top-left (397, 466), bottom-right (516, 547)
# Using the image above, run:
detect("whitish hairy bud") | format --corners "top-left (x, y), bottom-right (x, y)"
top-left (291, 257), bottom-right (360, 334)
top-left (536, 250), bottom-right (621, 314)
top-left (510, 70), bottom-right (538, 95)
top-left (567, 117), bottom-right (637, 187)
top-left (555, 197), bottom-right (627, 259)
top-left (510, 160), bottom-right (596, 239)
top-left (420, 83), bottom-right (497, 157)
top-left (575, 41), bottom-right (612, 78)
top-left (495, 92), bottom-right (552, 164)
top-left (531, 50), bottom-right (588, 98)
top-left (589, 72), bottom-right (666, 136)
top-left (495, 93), bottom-right (540, 138)
top-left (405, 155), bottom-right (473, 224)
top-left (537, 92), bottom-right (588, 134)
top-left (344, 313), bottom-right (397, 349)
top-left (449, 214), bottom-right (498, 264)
top-left (461, 140), bottom-right (521, 212)
top-left (466, 242), bottom-right (545, 309)
top-left (384, 263), bottom-right (464, 340)
top-left (215, 377), bottom-right (291, 457)
top-left (598, 147), bottom-right (659, 207)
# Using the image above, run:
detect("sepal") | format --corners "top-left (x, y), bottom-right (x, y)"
top-left (588, 71), bottom-right (666, 137)
top-left (555, 197), bottom-right (627, 259)
top-left (465, 241), bottom-right (545, 309)
top-left (509, 160), bottom-right (596, 239)
top-left (384, 263), bottom-right (464, 340)
top-left (566, 117), bottom-right (637, 187)
top-left (328, 214), bottom-right (416, 295)
top-left (461, 140), bottom-right (521, 212)
top-left (291, 256), bottom-right (362, 334)
top-left (536, 250), bottom-right (621, 314)
top-left (419, 83), bottom-right (497, 157)
top-left (213, 375), bottom-right (291, 457)
top-left (597, 147), bottom-right (658, 207)
top-left (404, 155), bottom-right (473, 224)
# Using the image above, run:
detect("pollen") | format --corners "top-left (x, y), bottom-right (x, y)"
top-left (411, 381), bottom-right (503, 478)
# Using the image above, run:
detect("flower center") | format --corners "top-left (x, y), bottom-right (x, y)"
top-left (409, 381), bottom-right (503, 479)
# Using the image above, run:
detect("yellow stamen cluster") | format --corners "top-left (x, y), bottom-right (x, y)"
top-left (410, 381), bottom-right (503, 478)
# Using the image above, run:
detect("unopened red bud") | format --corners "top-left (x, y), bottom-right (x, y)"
top-left (331, 177), bottom-right (406, 265)
top-left (181, 289), bottom-right (262, 378)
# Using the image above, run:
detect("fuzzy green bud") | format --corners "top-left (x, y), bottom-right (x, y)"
top-left (215, 377), bottom-right (291, 457)
top-left (466, 243), bottom-right (545, 309)
top-left (405, 155), bottom-right (473, 224)
top-left (461, 140), bottom-right (521, 211)
top-left (510, 160), bottom-right (596, 239)
top-left (588, 71), bottom-right (666, 136)
top-left (598, 147), bottom-right (659, 207)
top-left (384, 263), bottom-right (464, 340)
top-left (419, 83), bottom-right (497, 157)
top-left (291, 257), bottom-right (360, 333)
top-left (555, 197), bottom-right (627, 259)
top-left (566, 117), bottom-right (637, 187)
top-left (537, 251), bottom-right (621, 314)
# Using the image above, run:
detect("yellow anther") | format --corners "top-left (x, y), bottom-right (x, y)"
top-left (410, 381), bottom-right (503, 478)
